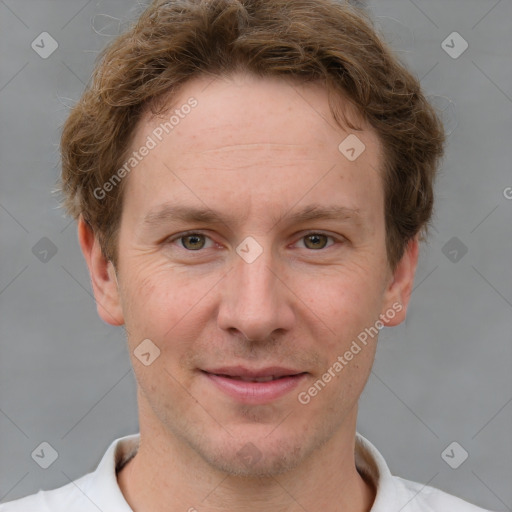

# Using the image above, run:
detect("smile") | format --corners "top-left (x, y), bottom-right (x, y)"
top-left (200, 367), bottom-right (308, 404)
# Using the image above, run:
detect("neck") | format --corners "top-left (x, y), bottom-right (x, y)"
top-left (118, 416), bottom-right (375, 512)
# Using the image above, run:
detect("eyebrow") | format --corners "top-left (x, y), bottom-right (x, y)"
top-left (142, 203), bottom-right (365, 231)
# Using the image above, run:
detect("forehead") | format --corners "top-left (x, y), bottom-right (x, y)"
top-left (143, 73), bottom-right (378, 156)
top-left (121, 73), bottom-right (384, 229)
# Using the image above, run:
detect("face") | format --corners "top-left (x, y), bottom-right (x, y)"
top-left (83, 72), bottom-right (416, 477)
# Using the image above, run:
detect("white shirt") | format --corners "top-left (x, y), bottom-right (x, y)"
top-left (0, 432), bottom-right (492, 511)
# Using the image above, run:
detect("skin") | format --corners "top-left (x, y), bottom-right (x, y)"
top-left (79, 72), bottom-right (419, 512)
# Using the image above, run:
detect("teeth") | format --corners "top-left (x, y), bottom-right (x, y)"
top-left (237, 375), bottom-right (278, 382)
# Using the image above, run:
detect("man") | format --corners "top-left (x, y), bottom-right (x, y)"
top-left (0, 0), bottom-right (493, 510)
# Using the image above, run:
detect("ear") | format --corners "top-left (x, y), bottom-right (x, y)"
top-left (380, 235), bottom-right (419, 327)
top-left (77, 216), bottom-right (124, 326)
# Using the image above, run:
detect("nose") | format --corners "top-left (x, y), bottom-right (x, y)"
top-left (217, 247), bottom-right (295, 342)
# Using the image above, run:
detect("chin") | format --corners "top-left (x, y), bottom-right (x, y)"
top-left (185, 422), bottom-right (322, 478)
top-left (205, 440), bottom-right (306, 478)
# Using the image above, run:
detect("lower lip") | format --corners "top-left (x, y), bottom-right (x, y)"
top-left (203, 372), bottom-right (307, 404)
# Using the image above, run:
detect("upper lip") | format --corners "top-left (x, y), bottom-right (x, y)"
top-left (202, 366), bottom-right (306, 378)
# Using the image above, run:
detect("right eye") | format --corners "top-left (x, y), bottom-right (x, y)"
top-left (168, 232), bottom-right (215, 251)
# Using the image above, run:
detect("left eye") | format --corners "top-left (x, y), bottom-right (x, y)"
top-left (296, 233), bottom-right (336, 250)
top-left (175, 233), bottom-right (214, 251)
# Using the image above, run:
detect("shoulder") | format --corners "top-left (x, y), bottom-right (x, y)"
top-left (0, 473), bottom-right (95, 512)
top-left (354, 433), bottom-right (494, 512)
top-left (0, 434), bottom-right (138, 512)
top-left (393, 475), bottom-right (493, 511)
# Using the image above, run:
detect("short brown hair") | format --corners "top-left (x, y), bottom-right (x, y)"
top-left (60, 0), bottom-right (445, 270)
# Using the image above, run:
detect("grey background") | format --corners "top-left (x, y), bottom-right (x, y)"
top-left (0, 0), bottom-right (511, 509)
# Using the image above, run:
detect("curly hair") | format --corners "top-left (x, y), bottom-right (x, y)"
top-left (60, 0), bottom-right (445, 270)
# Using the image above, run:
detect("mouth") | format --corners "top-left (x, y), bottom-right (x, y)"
top-left (218, 374), bottom-right (290, 382)
top-left (200, 366), bottom-right (308, 404)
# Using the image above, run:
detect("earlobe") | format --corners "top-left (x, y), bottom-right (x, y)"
top-left (77, 216), bottom-right (124, 326)
top-left (381, 235), bottom-right (420, 327)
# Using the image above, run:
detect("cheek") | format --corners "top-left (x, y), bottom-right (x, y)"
top-left (119, 259), bottom-right (223, 348)
top-left (299, 263), bottom-right (386, 334)
top-left (120, 266), bottom-right (209, 390)
top-left (120, 263), bottom-right (187, 334)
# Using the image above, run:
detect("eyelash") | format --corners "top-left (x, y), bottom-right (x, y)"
top-left (167, 230), bottom-right (343, 251)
